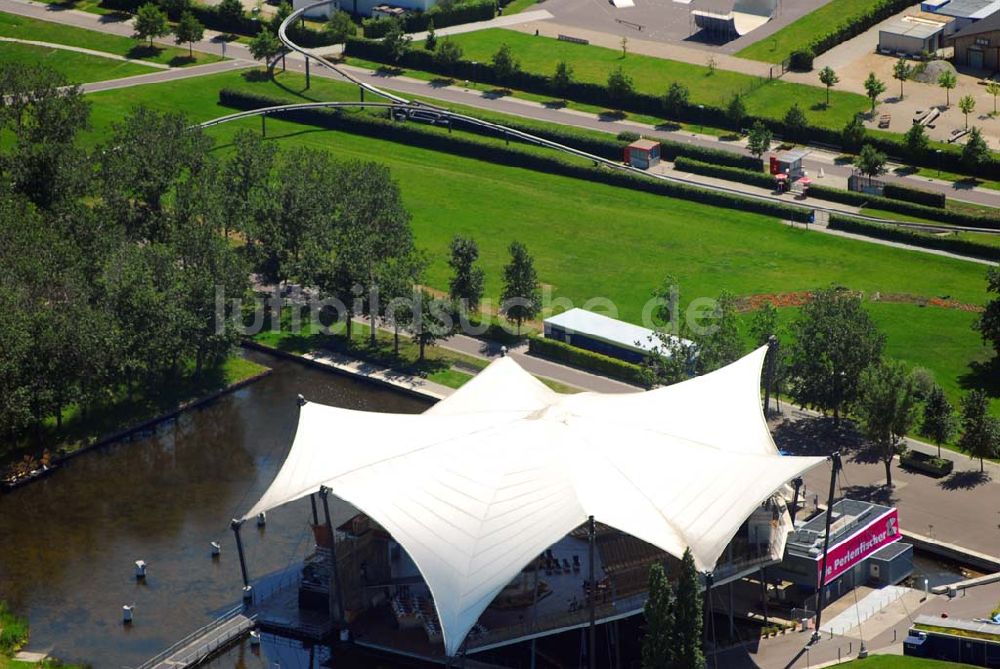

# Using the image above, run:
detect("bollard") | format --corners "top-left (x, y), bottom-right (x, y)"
top-left (122, 604), bottom-right (134, 624)
top-left (257, 512), bottom-right (266, 528)
top-left (134, 560), bottom-right (147, 580)
top-left (242, 585), bottom-right (254, 604)
top-left (211, 541), bottom-right (221, 557)
top-left (250, 629), bottom-right (261, 647)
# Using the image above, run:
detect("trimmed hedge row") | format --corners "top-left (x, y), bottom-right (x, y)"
top-left (343, 37), bottom-right (1000, 180)
top-left (883, 183), bottom-right (945, 209)
top-left (827, 216), bottom-right (1000, 262)
top-left (809, 0), bottom-right (915, 59)
top-left (101, 0), bottom-right (265, 35)
top-left (673, 156), bottom-right (773, 188)
top-left (218, 88), bottom-right (808, 223)
top-left (666, 159), bottom-right (998, 229)
top-left (527, 336), bottom-right (647, 387)
top-left (362, 0), bottom-right (495, 37)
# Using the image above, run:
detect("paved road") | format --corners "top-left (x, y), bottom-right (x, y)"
top-left (8, 0), bottom-right (1000, 211)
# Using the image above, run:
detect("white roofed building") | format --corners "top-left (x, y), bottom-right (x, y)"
top-left (543, 308), bottom-right (691, 364)
top-left (242, 347), bottom-right (826, 659)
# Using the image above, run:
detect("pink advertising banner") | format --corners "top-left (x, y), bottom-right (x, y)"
top-left (817, 508), bottom-right (900, 586)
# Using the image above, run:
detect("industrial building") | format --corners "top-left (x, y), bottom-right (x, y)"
top-left (878, 16), bottom-right (949, 55)
top-left (947, 10), bottom-right (1000, 69)
top-left (922, 0), bottom-right (1000, 34)
top-left (771, 499), bottom-right (913, 606)
top-left (543, 307), bottom-right (690, 364)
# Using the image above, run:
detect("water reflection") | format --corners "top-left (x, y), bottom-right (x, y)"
top-left (0, 350), bottom-right (427, 668)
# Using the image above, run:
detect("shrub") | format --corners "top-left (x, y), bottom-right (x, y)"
top-left (528, 336), bottom-right (648, 387)
top-left (217, 88), bottom-right (806, 224)
top-left (883, 183), bottom-right (945, 209)
top-left (616, 131), bottom-right (640, 143)
top-left (900, 450), bottom-right (954, 477)
top-left (673, 156), bottom-right (773, 189)
top-left (827, 216), bottom-right (1000, 262)
top-left (362, 0), bottom-right (494, 36)
top-left (809, 0), bottom-right (914, 58)
top-left (788, 48), bottom-right (814, 71)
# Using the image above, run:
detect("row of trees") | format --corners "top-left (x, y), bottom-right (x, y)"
top-left (643, 283), bottom-right (999, 484)
top-left (0, 65), bottom-right (247, 445)
top-left (133, 2), bottom-right (204, 56)
top-left (642, 548), bottom-right (703, 669)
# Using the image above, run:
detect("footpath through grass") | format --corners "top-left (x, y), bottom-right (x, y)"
top-left (253, 309), bottom-right (578, 392)
top-left (0, 41), bottom-right (156, 82)
top-left (0, 10), bottom-right (222, 66)
top-left (79, 69), bottom-right (997, 416)
top-left (436, 29), bottom-right (869, 130)
top-left (737, 0), bottom-right (874, 63)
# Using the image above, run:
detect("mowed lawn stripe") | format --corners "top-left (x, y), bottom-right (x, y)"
top-left (437, 29), bottom-right (869, 129)
top-left (0, 10), bottom-right (222, 66)
top-left (0, 41), bottom-right (157, 82)
top-left (80, 70), bottom-right (995, 414)
top-left (737, 0), bottom-right (879, 63)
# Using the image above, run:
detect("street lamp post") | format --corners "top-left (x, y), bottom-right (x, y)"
top-left (936, 149), bottom-right (942, 177)
top-left (698, 104), bottom-right (705, 133)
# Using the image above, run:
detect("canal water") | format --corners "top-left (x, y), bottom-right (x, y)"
top-left (0, 349), bottom-right (427, 669)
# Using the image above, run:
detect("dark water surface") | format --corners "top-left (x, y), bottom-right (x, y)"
top-left (0, 349), bottom-right (427, 669)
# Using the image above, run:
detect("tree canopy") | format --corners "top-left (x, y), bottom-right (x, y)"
top-left (789, 286), bottom-right (885, 421)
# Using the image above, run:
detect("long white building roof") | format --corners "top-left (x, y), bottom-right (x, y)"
top-left (244, 346), bottom-right (825, 655)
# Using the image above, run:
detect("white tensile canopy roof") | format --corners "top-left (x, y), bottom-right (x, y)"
top-left (244, 345), bottom-right (825, 655)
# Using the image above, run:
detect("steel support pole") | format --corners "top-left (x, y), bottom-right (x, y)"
top-left (305, 56), bottom-right (310, 89)
top-left (588, 515), bottom-right (596, 669)
top-left (231, 518), bottom-right (249, 588)
top-left (812, 452), bottom-right (842, 643)
top-left (310, 493), bottom-right (319, 526)
top-left (261, 113), bottom-right (266, 138)
top-left (764, 335), bottom-right (777, 415)
top-left (790, 477), bottom-right (803, 523)
top-left (759, 565), bottom-right (769, 626)
top-left (320, 487), bottom-right (346, 623)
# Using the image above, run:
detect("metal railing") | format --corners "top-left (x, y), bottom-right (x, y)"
top-left (136, 604), bottom-right (253, 669)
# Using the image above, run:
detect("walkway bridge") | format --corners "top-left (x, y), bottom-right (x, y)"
top-left (137, 606), bottom-right (255, 669)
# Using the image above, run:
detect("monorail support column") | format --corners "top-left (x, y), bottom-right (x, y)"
top-left (305, 56), bottom-right (311, 89)
top-left (310, 493), bottom-right (319, 526)
top-left (261, 113), bottom-right (266, 138)
top-left (360, 86), bottom-right (365, 102)
top-left (320, 486), bottom-right (346, 623)
top-left (811, 452), bottom-right (842, 644)
top-left (588, 515), bottom-right (596, 669)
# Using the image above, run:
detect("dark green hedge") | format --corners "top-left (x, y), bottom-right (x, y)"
top-left (362, 0), bottom-right (494, 36)
top-left (809, 0), bottom-right (915, 58)
top-left (803, 184), bottom-right (999, 229)
top-left (217, 88), bottom-right (809, 223)
top-left (528, 336), bottom-right (647, 387)
top-left (827, 216), bottom-right (1000, 261)
top-left (883, 183), bottom-right (946, 209)
top-left (101, 0), bottom-right (266, 35)
top-left (343, 38), bottom-right (1000, 180)
top-left (674, 156), bottom-right (773, 189)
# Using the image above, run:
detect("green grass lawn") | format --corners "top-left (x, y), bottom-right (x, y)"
top-left (500, 0), bottom-right (539, 14)
top-left (78, 69), bottom-right (997, 417)
top-left (0, 10), bottom-right (222, 66)
top-left (835, 657), bottom-right (978, 669)
top-left (737, 0), bottom-right (876, 63)
top-left (0, 41), bottom-right (157, 82)
top-left (433, 29), bottom-right (869, 130)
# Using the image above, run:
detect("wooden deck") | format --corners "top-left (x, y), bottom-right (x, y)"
top-left (139, 606), bottom-right (255, 669)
